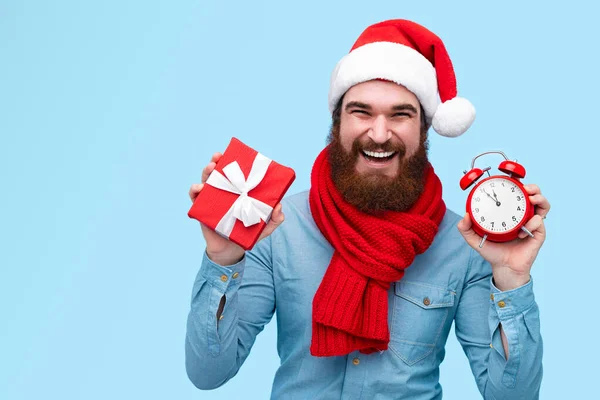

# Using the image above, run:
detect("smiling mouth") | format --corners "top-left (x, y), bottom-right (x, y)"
top-left (361, 150), bottom-right (397, 163)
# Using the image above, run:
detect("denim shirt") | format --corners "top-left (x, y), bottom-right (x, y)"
top-left (185, 191), bottom-right (543, 399)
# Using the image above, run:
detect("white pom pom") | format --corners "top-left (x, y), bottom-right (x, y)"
top-left (431, 97), bottom-right (476, 138)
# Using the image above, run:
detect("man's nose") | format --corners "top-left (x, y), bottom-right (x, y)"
top-left (367, 115), bottom-right (392, 144)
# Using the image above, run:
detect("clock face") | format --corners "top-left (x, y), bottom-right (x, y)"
top-left (470, 177), bottom-right (528, 233)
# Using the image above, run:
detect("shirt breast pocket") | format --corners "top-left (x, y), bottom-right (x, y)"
top-left (389, 280), bottom-right (456, 366)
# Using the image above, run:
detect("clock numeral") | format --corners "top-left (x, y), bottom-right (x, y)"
top-left (490, 182), bottom-right (495, 187)
top-left (490, 222), bottom-right (495, 227)
top-left (511, 187), bottom-right (515, 192)
top-left (501, 182), bottom-right (505, 187)
top-left (512, 216), bottom-right (517, 222)
top-left (502, 221), bottom-right (506, 227)
top-left (480, 216), bottom-right (485, 222)
top-left (517, 206), bottom-right (522, 211)
top-left (474, 197), bottom-right (480, 202)
top-left (516, 195), bottom-right (521, 201)
top-left (474, 208), bottom-right (479, 213)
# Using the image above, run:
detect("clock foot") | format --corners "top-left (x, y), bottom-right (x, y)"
top-left (521, 226), bottom-right (534, 238)
top-left (479, 234), bottom-right (488, 248)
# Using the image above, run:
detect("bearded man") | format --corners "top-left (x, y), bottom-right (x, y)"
top-left (186, 19), bottom-right (549, 399)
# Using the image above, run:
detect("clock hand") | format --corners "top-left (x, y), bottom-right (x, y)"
top-left (491, 188), bottom-right (501, 206)
top-left (482, 188), bottom-right (497, 203)
top-left (482, 188), bottom-right (501, 206)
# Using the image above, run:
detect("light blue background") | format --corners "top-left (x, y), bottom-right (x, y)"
top-left (1, 1), bottom-right (596, 399)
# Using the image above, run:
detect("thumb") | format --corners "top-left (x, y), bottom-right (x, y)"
top-left (457, 213), bottom-right (482, 249)
top-left (259, 203), bottom-right (285, 240)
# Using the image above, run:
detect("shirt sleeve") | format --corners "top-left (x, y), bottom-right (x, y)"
top-left (184, 234), bottom-right (276, 390)
top-left (454, 248), bottom-right (543, 399)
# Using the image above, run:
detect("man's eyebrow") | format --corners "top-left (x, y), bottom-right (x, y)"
top-left (345, 101), bottom-right (372, 111)
top-left (391, 104), bottom-right (418, 114)
top-left (344, 101), bottom-right (419, 114)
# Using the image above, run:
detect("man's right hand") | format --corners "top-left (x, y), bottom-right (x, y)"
top-left (189, 152), bottom-right (285, 266)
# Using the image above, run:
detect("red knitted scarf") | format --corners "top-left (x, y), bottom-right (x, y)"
top-left (308, 146), bottom-right (446, 356)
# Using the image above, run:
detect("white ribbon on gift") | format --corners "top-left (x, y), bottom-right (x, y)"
top-left (205, 153), bottom-right (274, 238)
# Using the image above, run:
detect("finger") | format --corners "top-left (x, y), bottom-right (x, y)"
top-left (201, 161), bottom-right (217, 183)
top-left (259, 204), bottom-right (285, 240)
top-left (267, 204), bottom-right (285, 229)
top-left (200, 153), bottom-right (223, 183)
top-left (457, 213), bottom-right (482, 250)
top-left (211, 152), bottom-right (223, 164)
top-left (523, 184), bottom-right (541, 196)
top-left (457, 212), bottom-right (472, 230)
top-left (517, 214), bottom-right (545, 239)
top-left (528, 193), bottom-right (551, 218)
top-left (189, 183), bottom-right (204, 202)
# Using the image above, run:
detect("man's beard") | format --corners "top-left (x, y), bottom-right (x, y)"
top-left (327, 125), bottom-right (430, 214)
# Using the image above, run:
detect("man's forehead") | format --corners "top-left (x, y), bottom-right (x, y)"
top-left (342, 80), bottom-right (420, 108)
top-left (343, 95), bottom-right (420, 111)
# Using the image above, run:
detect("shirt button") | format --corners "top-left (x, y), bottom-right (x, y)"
top-left (232, 272), bottom-right (240, 279)
top-left (423, 297), bottom-right (431, 306)
top-left (220, 275), bottom-right (228, 282)
top-left (497, 300), bottom-right (506, 308)
top-left (352, 358), bottom-right (360, 365)
top-left (490, 343), bottom-right (493, 348)
top-left (219, 314), bottom-right (224, 320)
top-left (490, 294), bottom-right (494, 301)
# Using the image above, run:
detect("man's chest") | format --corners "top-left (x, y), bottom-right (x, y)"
top-left (271, 237), bottom-right (463, 366)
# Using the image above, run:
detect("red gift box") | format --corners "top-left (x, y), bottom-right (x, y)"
top-left (188, 137), bottom-right (296, 250)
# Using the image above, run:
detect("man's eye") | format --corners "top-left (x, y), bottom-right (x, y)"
top-left (393, 112), bottom-right (410, 117)
top-left (351, 110), bottom-right (369, 115)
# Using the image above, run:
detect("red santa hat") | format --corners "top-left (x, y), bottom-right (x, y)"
top-left (328, 19), bottom-right (475, 138)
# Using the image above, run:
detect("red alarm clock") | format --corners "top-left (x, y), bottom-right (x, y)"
top-left (460, 151), bottom-right (535, 248)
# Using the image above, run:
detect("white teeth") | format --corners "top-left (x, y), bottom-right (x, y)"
top-left (363, 150), bottom-right (395, 158)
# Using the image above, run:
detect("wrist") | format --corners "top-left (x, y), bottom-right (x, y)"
top-left (492, 269), bottom-right (531, 292)
top-left (206, 247), bottom-right (245, 267)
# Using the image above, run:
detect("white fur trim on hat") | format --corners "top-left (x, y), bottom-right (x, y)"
top-left (431, 97), bottom-right (476, 137)
top-left (328, 41), bottom-right (439, 120)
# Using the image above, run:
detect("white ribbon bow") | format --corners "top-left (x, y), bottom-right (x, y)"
top-left (205, 153), bottom-right (274, 238)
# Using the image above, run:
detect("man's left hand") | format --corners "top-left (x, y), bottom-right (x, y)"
top-left (457, 184), bottom-right (550, 291)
